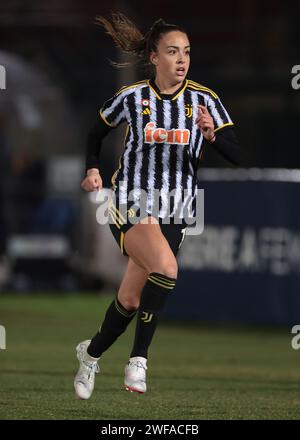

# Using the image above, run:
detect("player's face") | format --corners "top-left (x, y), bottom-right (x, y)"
top-left (151, 31), bottom-right (190, 85)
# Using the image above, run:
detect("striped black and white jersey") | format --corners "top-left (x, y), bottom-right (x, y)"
top-left (99, 78), bottom-right (234, 222)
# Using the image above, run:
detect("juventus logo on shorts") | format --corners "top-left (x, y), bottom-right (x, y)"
top-left (141, 312), bottom-right (153, 323)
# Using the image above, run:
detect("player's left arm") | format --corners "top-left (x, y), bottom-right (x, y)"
top-left (209, 125), bottom-right (241, 166)
top-left (196, 97), bottom-right (242, 166)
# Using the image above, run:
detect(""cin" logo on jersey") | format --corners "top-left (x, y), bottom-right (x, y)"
top-left (144, 122), bottom-right (190, 145)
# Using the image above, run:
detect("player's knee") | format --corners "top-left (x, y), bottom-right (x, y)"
top-left (118, 294), bottom-right (140, 311)
top-left (151, 258), bottom-right (178, 280)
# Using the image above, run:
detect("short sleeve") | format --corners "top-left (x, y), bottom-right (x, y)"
top-left (99, 89), bottom-right (127, 128)
top-left (206, 94), bottom-right (234, 133)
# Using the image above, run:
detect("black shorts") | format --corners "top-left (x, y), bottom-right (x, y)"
top-left (108, 198), bottom-right (186, 257)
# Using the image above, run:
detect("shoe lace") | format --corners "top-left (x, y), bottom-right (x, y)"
top-left (130, 360), bottom-right (147, 371)
top-left (78, 346), bottom-right (100, 379)
top-left (81, 360), bottom-right (100, 380)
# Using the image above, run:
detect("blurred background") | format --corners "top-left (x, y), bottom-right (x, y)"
top-left (0, 0), bottom-right (300, 325)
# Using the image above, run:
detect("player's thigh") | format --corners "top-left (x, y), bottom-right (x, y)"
top-left (123, 217), bottom-right (178, 278)
top-left (117, 257), bottom-right (148, 310)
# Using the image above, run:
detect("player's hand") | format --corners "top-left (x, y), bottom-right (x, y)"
top-left (196, 105), bottom-right (215, 142)
top-left (81, 168), bottom-right (103, 192)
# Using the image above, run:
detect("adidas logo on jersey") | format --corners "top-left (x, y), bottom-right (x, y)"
top-left (141, 107), bottom-right (151, 115)
top-left (144, 122), bottom-right (190, 145)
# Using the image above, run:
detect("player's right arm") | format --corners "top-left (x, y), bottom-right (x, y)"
top-left (81, 88), bottom-right (127, 192)
top-left (81, 118), bottom-right (111, 192)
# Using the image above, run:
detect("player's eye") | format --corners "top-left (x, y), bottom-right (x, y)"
top-left (168, 50), bottom-right (176, 54)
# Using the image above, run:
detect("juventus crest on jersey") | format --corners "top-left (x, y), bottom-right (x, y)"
top-left (100, 78), bottom-right (233, 222)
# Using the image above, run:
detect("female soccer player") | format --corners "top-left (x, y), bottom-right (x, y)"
top-left (74, 14), bottom-right (240, 399)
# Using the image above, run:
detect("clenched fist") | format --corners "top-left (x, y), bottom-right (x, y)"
top-left (81, 168), bottom-right (103, 192)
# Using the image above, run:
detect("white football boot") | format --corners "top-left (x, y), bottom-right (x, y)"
top-left (124, 356), bottom-right (147, 394)
top-left (74, 340), bottom-right (100, 400)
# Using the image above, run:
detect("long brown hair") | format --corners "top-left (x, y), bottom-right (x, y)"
top-left (96, 13), bottom-right (187, 71)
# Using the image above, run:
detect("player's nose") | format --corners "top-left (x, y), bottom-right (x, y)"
top-left (177, 52), bottom-right (188, 64)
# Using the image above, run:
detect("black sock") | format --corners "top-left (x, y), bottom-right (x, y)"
top-left (87, 297), bottom-right (137, 358)
top-left (130, 272), bottom-right (176, 359)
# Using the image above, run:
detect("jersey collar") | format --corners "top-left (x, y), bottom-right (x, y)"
top-left (148, 78), bottom-right (187, 100)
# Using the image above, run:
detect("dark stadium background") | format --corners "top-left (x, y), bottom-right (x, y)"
top-left (1, 0), bottom-right (300, 421)
top-left (0, 0), bottom-right (298, 290)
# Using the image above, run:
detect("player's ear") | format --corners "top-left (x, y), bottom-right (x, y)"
top-left (150, 51), bottom-right (158, 66)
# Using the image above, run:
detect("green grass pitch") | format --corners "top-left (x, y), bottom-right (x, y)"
top-left (1, 293), bottom-right (300, 420)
